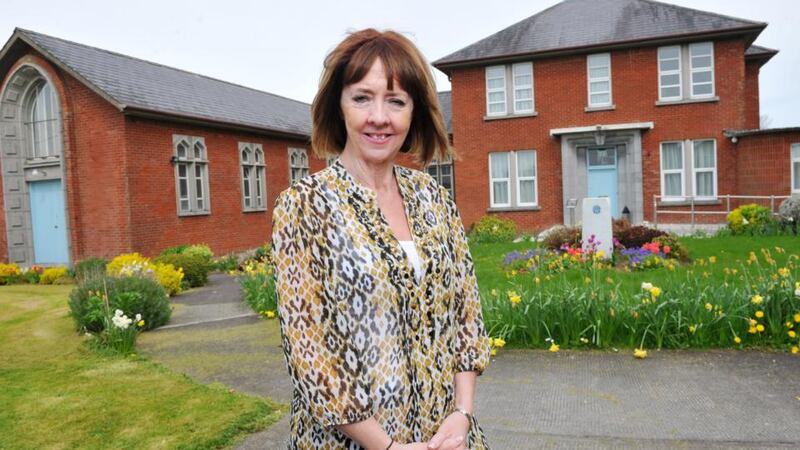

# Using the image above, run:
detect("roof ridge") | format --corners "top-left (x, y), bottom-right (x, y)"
top-left (638, 0), bottom-right (765, 27)
top-left (15, 27), bottom-right (311, 107)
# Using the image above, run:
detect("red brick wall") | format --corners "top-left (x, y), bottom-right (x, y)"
top-left (448, 38), bottom-right (752, 231)
top-left (736, 132), bottom-right (800, 198)
top-left (744, 60), bottom-right (762, 130)
top-left (124, 117), bottom-right (319, 258)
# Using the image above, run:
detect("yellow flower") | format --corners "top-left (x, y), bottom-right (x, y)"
top-left (584, 277), bottom-right (591, 284)
top-left (534, 277), bottom-right (540, 284)
top-left (490, 289), bottom-right (498, 297)
top-left (734, 336), bottom-right (742, 344)
top-left (549, 343), bottom-right (560, 353)
top-left (631, 311), bottom-right (639, 319)
top-left (778, 267), bottom-right (790, 278)
top-left (509, 295), bottom-right (521, 307)
top-left (755, 310), bottom-right (765, 318)
top-left (748, 326), bottom-right (758, 334)
top-left (789, 331), bottom-right (797, 338)
top-left (751, 294), bottom-right (763, 305)
top-left (596, 250), bottom-right (605, 258)
top-left (748, 319), bottom-right (757, 327)
top-left (649, 287), bottom-right (662, 298)
top-left (580, 337), bottom-right (589, 344)
top-left (137, 320), bottom-right (145, 327)
top-left (792, 346), bottom-right (799, 354)
top-left (688, 325), bottom-right (697, 333)
top-left (606, 277), bottom-right (613, 284)
top-left (633, 348), bottom-right (648, 359)
top-left (494, 338), bottom-right (506, 348)
top-left (709, 256), bottom-right (717, 264)
top-left (756, 324), bottom-right (765, 332)
top-left (265, 310), bottom-right (276, 319)
top-left (787, 321), bottom-right (795, 328)
top-left (490, 348), bottom-right (497, 356)
top-left (511, 270), bottom-right (518, 277)
top-left (705, 303), bottom-right (713, 311)
top-left (793, 313), bottom-right (800, 323)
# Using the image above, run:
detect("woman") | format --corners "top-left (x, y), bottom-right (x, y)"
top-left (272, 29), bottom-right (491, 450)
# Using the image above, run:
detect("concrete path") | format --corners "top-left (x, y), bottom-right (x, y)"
top-left (139, 274), bottom-right (800, 450)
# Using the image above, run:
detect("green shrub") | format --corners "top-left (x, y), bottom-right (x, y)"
top-left (69, 276), bottom-right (170, 333)
top-left (40, 267), bottom-right (71, 284)
top-left (615, 225), bottom-right (666, 249)
top-left (239, 261), bottom-right (277, 317)
top-left (727, 203), bottom-right (775, 235)
top-left (75, 257), bottom-right (108, 282)
top-left (155, 253), bottom-right (211, 288)
top-left (541, 226), bottom-right (581, 250)
top-left (468, 215), bottom-right (517, 243)
top-left (159, 244), bottom-right (189, 257)
top-left (183, 244), bottom-right (214, 261)
top-left (253, 244), bottom-right (272, 263)
top-left (214, 254), bottom-right (239, 272)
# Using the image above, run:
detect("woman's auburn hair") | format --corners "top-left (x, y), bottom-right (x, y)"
top-left (311, 29), bottom-right (451, 166)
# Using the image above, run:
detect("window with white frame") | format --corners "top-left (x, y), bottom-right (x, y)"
top-left (489, 150), bottom-right (537, 208)
top-left (658, 46), bottom-right (682, 101)
top-left (485, 66), bottom-right (506, 116)
top-left (485, 63), bottom-right (535, 117)
top-left (240, 143), bottom-right (266, 211)
top-left (658, 42), bottom-right (715, 102)
top-left (692, 139), bottom-right (717, 199)
top-left (288, 147), bottom-right (309, 184)
top-left (660, 142), bottom-right (685, 200)
top-left (23, 79), bottom-right (62, 159)
top-left (587, 53), bottom-right (612, 107)
top-left (426, 154), bottom-right (455, 200)
top-left (173, 135), bottom-right (210, 215)
top-left (791, 143), bottom-right (800, 193)
top-left (512, 63), bottom-right (534, 114)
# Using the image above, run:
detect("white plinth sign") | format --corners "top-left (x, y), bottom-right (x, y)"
top-left (581, 197), bottom-right (613, 258)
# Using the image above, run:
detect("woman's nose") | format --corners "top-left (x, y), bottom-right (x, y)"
top-left (367, 101), bottom-right (390, 126)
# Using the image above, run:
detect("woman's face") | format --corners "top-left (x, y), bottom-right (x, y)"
top-left (340, 58), bottom-right (413, 166)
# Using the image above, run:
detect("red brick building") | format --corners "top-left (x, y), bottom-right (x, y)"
top-left (433, 0), bottom-right (799, 232)
top-left (0, 29), bottom-right (324, 266)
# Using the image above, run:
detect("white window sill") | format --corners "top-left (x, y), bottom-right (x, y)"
top-left (655, 96), bottom-right (719, 107)
top-left (243, 208), bottom-right (267, 213)
top-left (178, 211), bottom-right (211, 217)
top-left (656, 199), bottom-right (721, 207)
top-left (487, 206), bottom-right (541, 212)
top-left (483, 112), bottom-right (538, 121)
top-left (585, 104), bottom-right (616, 112)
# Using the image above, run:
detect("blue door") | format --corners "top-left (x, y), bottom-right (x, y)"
top-left (29, 180), bottom-right (70, 264)
top-left (587, 147), bottom-right (618, 217)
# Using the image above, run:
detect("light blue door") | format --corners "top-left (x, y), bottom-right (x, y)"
top-left (30, 180), bottom-right (69, 264)
top-left (587, 147), bottom-right (618, 217)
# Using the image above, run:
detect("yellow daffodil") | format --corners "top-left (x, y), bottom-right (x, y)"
top-left (137, 320), bottom-right (145, 327)
top-left (584, 277), bottom-right (591, 284)
top-left (633, 348), bottom-right (648, 359)
top-left (649, 287), bottom-right (662, 298)
top-left (756, 324), bottom-right (765, 332)
top-left (494, 338), bottom-right (506, 348)
top-left (794, 313), bottom-right (800, 323)
top-left (705, 303), bottom-right (713, 311)
top-left (490, 348), bottom-right (497, 356)
top-left (688, 325), bottom-right (697, 333)
top-left (734, 336), bottom-right (742, 344)
top-left (755, 310), bottom-right (765, 318)
top-left (748, 326), bottom-right (758, 334)
top-left (580, 337), bottom-right (589, 344)
top-left (265, 310), bottom-right (276, 319)
top-left (748, 318), bottom-right (758, 327)
top-left (789, 331), bottom-right (797, 338)
top-left (787, 321), bottom-right (795, 328)
top-left (534, 277), bottom-right (540, 284)
top-left (490, 289), bottom-right (498, 297)
top-left (792, 346), bottom-right (799, 354)
top-left (751, 294), bottom-right (764, 305)
top-left (606, 277), bottom-right (613, 284)
top-left (709, 256), bottom-right (717, 264)
top-left (631, 311), bottom-right (639, 319)
top-left (778, 267), bottom-right (790, 278)
top-left (549, 343), bottom-right (560, 353)
top-left (511, 270), bottom-right (518, 277)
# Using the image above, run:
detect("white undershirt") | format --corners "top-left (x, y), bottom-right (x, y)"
top-left (398, 240), bottom-right (423, 283)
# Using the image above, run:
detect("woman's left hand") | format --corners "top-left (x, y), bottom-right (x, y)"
top-left (426, 412), bottom-right (470, 450)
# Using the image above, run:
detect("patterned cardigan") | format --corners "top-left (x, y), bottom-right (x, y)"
top-left (272, 159), bottom-right (491, 449)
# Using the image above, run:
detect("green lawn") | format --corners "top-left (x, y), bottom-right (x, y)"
top-left (0, 285), bottom-right (285, 450)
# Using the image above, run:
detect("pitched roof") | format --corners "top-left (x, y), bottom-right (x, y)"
top-left (437, 91), bottom-right (452, 134)
top-left (1, 28), bottom-right (311, 138)
top-left (434, 0), bottom-right (766, 70)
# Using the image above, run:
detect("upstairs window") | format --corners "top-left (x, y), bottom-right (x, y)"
top-left (240, 143), bottom-right (266, 211)
top-left (288, 147), bottom-right (309, 185)
top-left (658, 42), bottom-right (715, 102)
top-left (425, 154), bottom-right (455, 200)
top-left (485, 63), bottom-right (535, 117)
top-left (587, 53), bottom-right (612, 107)
top-left (23, 79), bottom-right (61, 159)
top-left (173, 135), bottom-right (210, 215)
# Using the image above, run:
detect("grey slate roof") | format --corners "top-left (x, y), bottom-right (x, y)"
top-left (745, 44), bottom-right (778, 57)
top-left (438, 91), bottom-right (452, 134)
top-left (10, 28), bottom-right (311, 138)
top-left (435, 0), bottom-right (766, 69)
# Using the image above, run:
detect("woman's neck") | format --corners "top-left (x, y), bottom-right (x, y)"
top-left (339, 150), bottom-right (396, 194)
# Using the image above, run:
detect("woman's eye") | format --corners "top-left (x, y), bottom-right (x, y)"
top-left (389, 98), bottom-right (406, 107)
top-left (352, 95), bottom-right (369, 103)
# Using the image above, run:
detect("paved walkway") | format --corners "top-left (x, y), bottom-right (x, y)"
top-left (139, 274), bottom-right (800, 449)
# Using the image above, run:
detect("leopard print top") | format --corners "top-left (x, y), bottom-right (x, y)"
top-left (272, 159), bottom-right (492, 449)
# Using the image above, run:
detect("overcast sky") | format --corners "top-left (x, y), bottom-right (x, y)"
top-left (2, 0), bottom-right (798, 127)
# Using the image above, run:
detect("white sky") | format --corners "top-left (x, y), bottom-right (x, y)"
top-left (2, 0), bottom-right (798, 127)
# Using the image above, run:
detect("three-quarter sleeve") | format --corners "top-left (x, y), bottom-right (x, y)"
top-left (440, 187), bottom-right (492, 375)
top-left (272, 187), bottom-right (374, 428)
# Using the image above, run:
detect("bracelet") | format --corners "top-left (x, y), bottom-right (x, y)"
top-left (453, 407), bottom-right (472, 427)
top-left (384, 438), bottom-right (394, 450)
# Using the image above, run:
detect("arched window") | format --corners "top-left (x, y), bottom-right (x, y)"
top-left (239, 143), bottom-right (266, 211)
top-left (23, 79), bottom-right (61, 159)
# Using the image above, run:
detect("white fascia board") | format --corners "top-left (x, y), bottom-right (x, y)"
top-left (550, 122), bottom-right (655, 136)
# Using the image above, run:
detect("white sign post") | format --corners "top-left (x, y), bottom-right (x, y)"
top-left (581, 197), bottom-right (613, 258)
